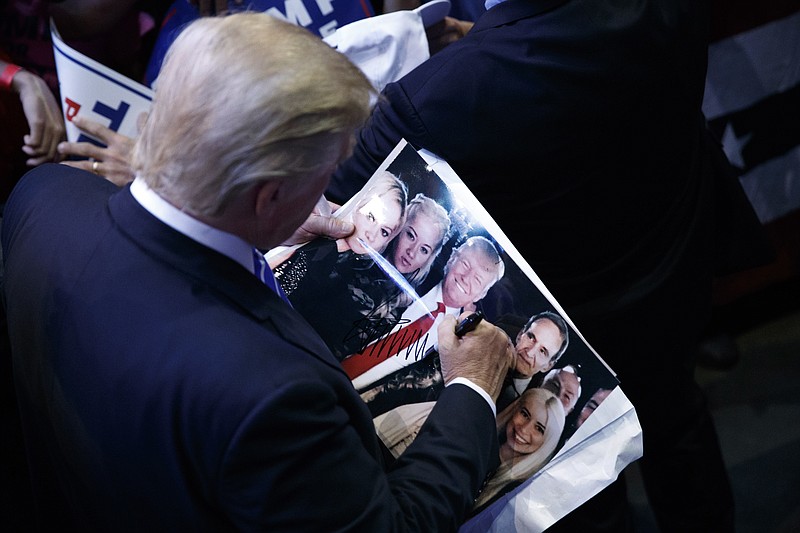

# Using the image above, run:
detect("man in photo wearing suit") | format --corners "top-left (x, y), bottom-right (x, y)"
top-left (1, 13), bottom-right (515, 531)
top-left (348, 235), bottom-right (505, 389)
top-left (496, 310), bottom-right (570, 412)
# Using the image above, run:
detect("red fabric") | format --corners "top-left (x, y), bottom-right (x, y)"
top-left (341, 302), bottom-right (446, 380)
top-left (0, 64), bottom-right (23, 90)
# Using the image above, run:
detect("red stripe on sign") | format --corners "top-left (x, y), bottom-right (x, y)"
top-left (711, 0), bottom-right (800, 42)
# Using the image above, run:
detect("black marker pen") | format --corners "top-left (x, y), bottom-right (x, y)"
top-left (455, 311), bottom-right (484, 337)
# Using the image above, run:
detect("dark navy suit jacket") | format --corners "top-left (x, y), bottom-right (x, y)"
top-left (1, 165), bottom-right (498, 531)
top-left (330, 0), bottom-right (765, 316)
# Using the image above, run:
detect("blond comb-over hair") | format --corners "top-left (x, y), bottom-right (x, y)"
top-left (132, 13), bottom-right (375, 216)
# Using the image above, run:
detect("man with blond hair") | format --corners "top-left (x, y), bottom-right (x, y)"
top-left (2, 13), bottom-right (514, 530)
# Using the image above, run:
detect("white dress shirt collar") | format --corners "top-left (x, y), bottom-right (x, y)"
top-left (484, 0), bottom-right (507, 12)
top-left (129, 178), bottom-right (255, 275)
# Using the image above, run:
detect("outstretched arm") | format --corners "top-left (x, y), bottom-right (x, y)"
top-left (223, 377), bottom-right (500, 531)
top-left (3, 61), bottom-right (65, 166)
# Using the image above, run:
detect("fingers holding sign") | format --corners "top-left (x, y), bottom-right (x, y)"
top-left (58, 115), bottom-right (136, 187)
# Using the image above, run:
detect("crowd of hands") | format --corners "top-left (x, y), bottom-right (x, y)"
top-left (5, 0), bottom-right (473, 187)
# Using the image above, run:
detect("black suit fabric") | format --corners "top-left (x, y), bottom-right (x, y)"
top-left (1, 165), bottom-right (498, 531)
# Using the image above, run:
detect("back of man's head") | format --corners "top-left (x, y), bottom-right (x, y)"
top-left (132, 13), bottom-right (374, 217)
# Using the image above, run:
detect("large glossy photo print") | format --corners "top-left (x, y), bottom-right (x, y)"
top-left (267, 140), bottom-right (634, 530)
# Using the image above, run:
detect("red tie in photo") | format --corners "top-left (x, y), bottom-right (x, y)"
top-left (341, 302), bottom-right (446, 379)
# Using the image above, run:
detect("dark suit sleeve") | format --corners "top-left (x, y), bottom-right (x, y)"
top-left (217, 379), bottom-right (496, 532)
top-left (328, 82), bottom-right (429, 204)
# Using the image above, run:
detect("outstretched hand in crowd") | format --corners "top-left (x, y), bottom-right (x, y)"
top-left (58, 115), bottom-right (137, 187)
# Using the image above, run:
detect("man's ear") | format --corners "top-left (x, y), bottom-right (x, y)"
top-left (254, 179), bottom-right (283, 218)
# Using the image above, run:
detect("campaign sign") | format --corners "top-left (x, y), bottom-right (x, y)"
top-left (144, 0), bottom-right (374, 85)
top-left (51, 21), bottom-right (154, 145)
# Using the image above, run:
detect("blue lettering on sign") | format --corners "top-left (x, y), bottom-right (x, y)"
top-left (93, 100), bottom-right (131, 132)
top-left (76, 100), bottom-right (131, 147)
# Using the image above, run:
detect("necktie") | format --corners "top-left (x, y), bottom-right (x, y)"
top-left (341, 301), bottom-right (447, 379)
top-left (253, 248), bottom-right (290, 304)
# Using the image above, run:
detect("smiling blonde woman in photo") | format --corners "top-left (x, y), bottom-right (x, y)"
top-left (475, 387), bottom-right (566, 510)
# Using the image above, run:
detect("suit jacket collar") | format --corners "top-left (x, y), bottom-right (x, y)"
top-left (108, 186), bottom-right (345, 373)
top-left (473, 0), bottom-right (570, 32)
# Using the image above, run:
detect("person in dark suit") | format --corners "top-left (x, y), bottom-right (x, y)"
top-left (1, 13), bottom-right (515, 531)
top-left (329, 0), bottom-right (770, 530)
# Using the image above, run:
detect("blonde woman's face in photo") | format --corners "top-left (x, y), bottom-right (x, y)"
top-left (346, 195), bottom-right (403, 254)
top-left (392, 212), bottom-right (442, 274)
top-left (504, 394), bottom-right (549, 457)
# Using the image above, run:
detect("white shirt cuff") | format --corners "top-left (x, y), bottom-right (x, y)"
top-left (447, 377), bottom-right (496, 417)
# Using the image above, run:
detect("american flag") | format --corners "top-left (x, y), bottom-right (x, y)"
top-left (704, 1), bottom-right (800, 302)
top-left (704, 1), bottom-right (800, 225)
